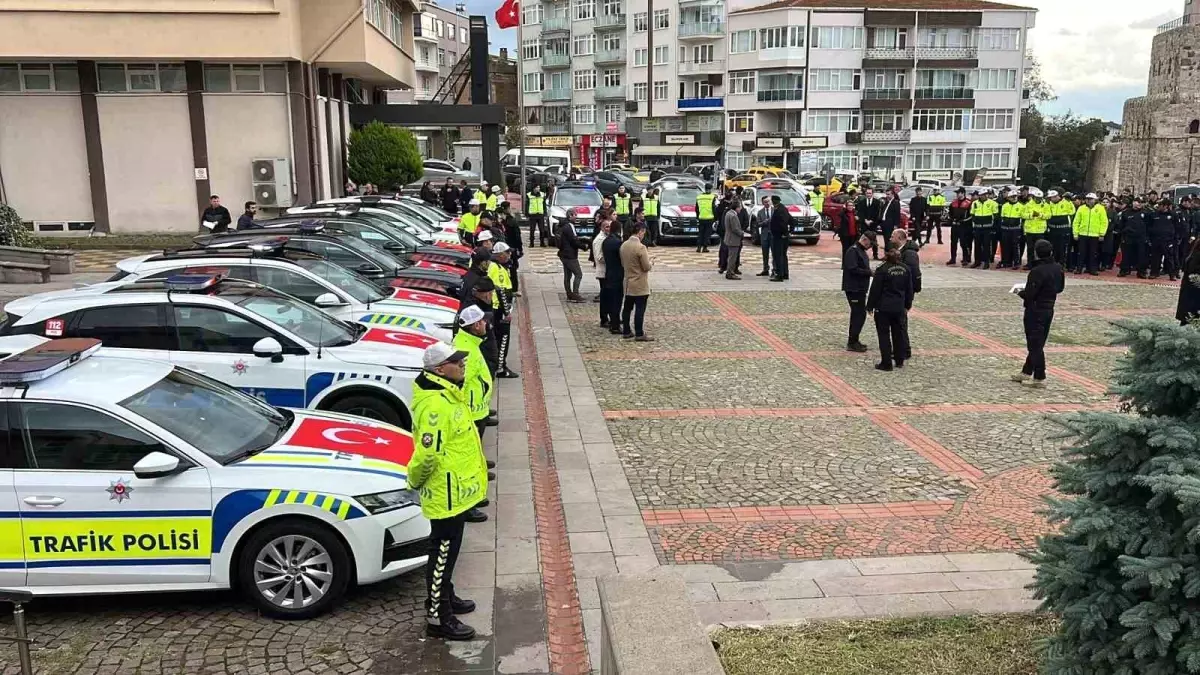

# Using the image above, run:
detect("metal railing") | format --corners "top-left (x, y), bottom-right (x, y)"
top-left (914, 46), bottom-right (977, 59)
top-left (757, 89), bottom-right (803, 102)
top-left (595, 13), bottom-right (627, 29)
top-left (914, 86), bottom-right (973, 99)
top-left (543, 16), bottom-right (571, 32)
top-left (1158, 15), bottom-right (1192, 34)
top-left (594, 49), bottom-right (627, 64)
top-left (862, 88), bottom-right (909, 100)
top-left (541, 52), bottom-right (571, 68)
top-left (595, 85), bottom-right (626, 99)
top-left (864, 46), bottom-right (914, 60)
top-left (861, 129), bottom-right (911, 142)
top-left (678, 21), bottom-right (724, 38)
top-left (415, 57), bottom-right (439, 71)
top-left (544, 87), bottom-right (572, 101)
top-left (545, 120), bottom-right (572, 133)
top-left (678, 59), bottom-right (725, 74)
top-left (677, 96), bottom-right (724, 109)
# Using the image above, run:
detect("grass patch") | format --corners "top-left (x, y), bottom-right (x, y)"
top-left (31, 234), bottom-right (196, 251)
top-left (713, 614), bottom-right (1057, 675)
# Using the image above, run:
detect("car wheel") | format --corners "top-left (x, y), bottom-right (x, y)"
top-left (237, 518), bottom-right (352, 620)
top-left (329, 395), bottom-right (404, 427)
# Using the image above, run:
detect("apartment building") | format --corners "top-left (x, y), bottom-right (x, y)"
top-left (0, 0), bottom-right (417, 235)
top-left (413, 1), bottom-right (472, 100)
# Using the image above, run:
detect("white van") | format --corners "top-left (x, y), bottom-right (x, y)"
top-left (503, 148), bottom-right (570, 172)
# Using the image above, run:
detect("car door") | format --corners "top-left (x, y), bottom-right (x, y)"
top-left (68, 304), bottom-right (174, 363)
top-left (11, 400), bottom-right (213, 587)
top-left (0, 404), bottom-right (24, 587)
top-left (168, 304), bottom-right (310, 409)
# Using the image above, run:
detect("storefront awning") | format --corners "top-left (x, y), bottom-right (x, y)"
top-left (677, 145), bottom-right (720, 157)
top-left (632, 144), bottom-right (684, 156)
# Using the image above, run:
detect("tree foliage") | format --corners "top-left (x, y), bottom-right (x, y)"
top-left (1018, 110), bottom-right (1109, 193)
top-left (1030, 320), bottom-right (1200, 674)
top-left (346, 121), bottom-right (423, 190)
top-left (1025, 53), bottom-right (1057, 104)
top-left (0, 204), bottom-right (32, 248)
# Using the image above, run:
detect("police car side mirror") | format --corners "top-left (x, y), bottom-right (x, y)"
top-left (357, 263), bottom-right (383, 275)
top-left (253, 337), bottom-right (285, 363)
top-left (314, 292), bottom-right (344, 308)
top-left (133, 451), bottom-right (181, 480)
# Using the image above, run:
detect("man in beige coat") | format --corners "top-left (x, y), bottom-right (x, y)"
top-left (723, 202), bottom-right (745, 280)
top-left (619, 221), bottom-right (654, 341)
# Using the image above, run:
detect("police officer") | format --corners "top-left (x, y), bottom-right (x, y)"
top-left (926, 189), bottom-right (947, 245)
top-left (1072, 192), bottom-right (1108, 276)
top-left (1119, 197), bottom-right (1149, 278)
top-left (614, 185), bottom-right (632, 230)
top-left (866, 246), bottom-right (913, 372)
top-left (842, 231), bottom-right (874, 353)
top-left (1148, 198), bottom-right (1179, 280)
top-left (459, 200), bottom-right (482, 247)
top-left (488, 243), bottom-right (519, 379)
top-left (696, 184), bottom-right (717, 253)
top-left (970, 190), bottom-right (995, 270)
top-left (642, 188), bottom-right (660, 246)
top-left (409, 341), bottom-right (488, 641)
top-left (1012, 240), bottom-right (1065, 388)
top-left (474, 182), bottom-right (489, 208)
top-left (486, 186), bottom-right (501, 215)
top-left (1045, 190), bottom-right (1075, 265)
top-left (1021, 193), bottom-right (1049, 271)
top-left (527, 186), bottom-right (548, 247)
top-left (1176, 197), bottom-right (1193, 272)
top-left (998, 191), bottom-right (1023, 269)
top-left (947, 187), bottom-right (972, 266)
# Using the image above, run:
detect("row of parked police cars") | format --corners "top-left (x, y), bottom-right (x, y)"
top-left (0, 196), bottom-right (489, 619)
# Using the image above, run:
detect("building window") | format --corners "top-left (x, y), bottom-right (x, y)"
top-left (653, 80), bottom-right (668, 100)
top-left (869, 27), bottom-right (907, 49)
top-left (965, 147), bottom-right (1012, 169)
top-left (203, 64), bottom-right (287, 94)
top-left (523, 72), bottom-right (544, 93)
top-left (634, 48), bottom-right (647, 66)
top-left (633, 11), bottom-right (647, 31)
top-left (935, 148), bottom-right (962, 169)
top-left (574, 104), bottom-right (595, 125)
top-left (810, 26), bottom-right (864, 50)
top-left (654, 45), bottom-right (669, 65)
top-left (688, 44), bottom-right (715, 63)
top-left (729, 70), bottom-right (755, 94)
top-left (759, 72), bottom-right (804, 98)
top-left (682, 80), bottom-right (714, 99)
top-left (863, 110), bottom-right (905, 131)
top-left (572, 0), bottom-right (594, 21)
top-left (0, 63), bottom-right (80, 93)
top-left (603, 69), bottom-right (622, 87)
top-left (634, 82), bottom-right (648, 100)
top-left (573, 69), bottom-right (596, 90)
top-left (522, 38), bottom-right (542, 60)
top-left (865, 68), bottom-right (907, 90)
top-left (729, 30), bottom-right (757, 54)
top-left (604, 103), bottom-right (623, 123)
top-left (602, 34), bottom-right (622, 51)
top-left (548, 71), bottom-right (570, 90)
top-left (437, 48), bottom-right (446, 67)
top-left (653, 9), bottom-right (669, 29)
top-left (976, 68), bottom-right (1017, 90)
top-left (906, 148), bottom-right (933, 170)
top-left (976, 28), bottom-right (1020, 50)
top-left (816, 150), bottom-right (859, 171)
top-left (912, 108), bottom-right (969, 131)
top-left (726, 151), bottom-right (750, 172)
top-left (759, 26), bottom-right (803, 50)
top-left (94, 63), bottom-right (191, 93)
top-left (807, 109), bottom-right (860, 132)
top-left (972, 108), bottom-right (1015, 131)
top-left (810, 69), bottom-right (861, 92)
top-left (917, 27), bottom-right (971, 48)
top-left (522, 2), bottom-right (543, 24)
top-left (461, 28), bottom-right (468, 42)
top-left (573, 33), bottom-right (595, 55)
top-left (728, 111), bottom-right (754, 133)
top-left (1190, 119), bottom-right (1200, 134)
top-left (365, 0), bottom-right (406, 46)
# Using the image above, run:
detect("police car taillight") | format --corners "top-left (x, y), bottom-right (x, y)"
top-left (164, 274), bottom-right (225, 292)
top-left (0, 338), bottom-right (101, 383)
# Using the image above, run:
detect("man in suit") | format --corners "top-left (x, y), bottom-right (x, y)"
top-left (723, 200), bottom-right (745, 280)
top-left (756, 195), bottom-right (773, 277)
top-left (769, 195), bottom-right (790, 282)
top-left (879, 189), bottom-right (902, 246)
top-left (855, 188), bottom-right (881, 260)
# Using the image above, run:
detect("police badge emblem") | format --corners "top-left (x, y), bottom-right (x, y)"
top-left (421, 432), bottom-right (434, 448)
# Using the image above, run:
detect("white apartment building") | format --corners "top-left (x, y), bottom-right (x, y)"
top-left (412, 2), bottom-right (472, 101)
top-left (518, 0), bottom-right (1034, 179)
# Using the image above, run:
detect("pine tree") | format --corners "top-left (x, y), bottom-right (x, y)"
top-left (1030, 319), bottom-right (1200, 674)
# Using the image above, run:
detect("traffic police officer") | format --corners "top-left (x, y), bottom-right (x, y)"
top-left (969, 190), bottom-right (995, 270)
top-left (1021, 194), bottom-right (1049, 270)
top-left (1045, 190), bottom-right (1075, 266)
top-left (614, 186), bottom-right (632, 230)
top-left (486, 186), bottom-right (501, 214)
top-left (409, 341), bottom-right (488, 641)
top-left (642, 188), bottom-right (660, 246)
top-left (527, 186), bottom-right (547, 247)
top-left (926, 189), bottom-right (947, 245)
top-left (696, 184), bottom-right (717, 253)
top-left (474, 182), bottom-right (489, 207)
top-left (998, 191), bottom-right (1023, 269)
top-left (1072, 192), bottom-right (1108, 276)
top-left (459, 200), bottom-right (482, 246)
top-left (487, 242), bottom-right (519, 379)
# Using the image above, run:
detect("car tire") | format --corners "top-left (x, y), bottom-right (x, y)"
top-left (237, 518), bottom-right (353, 620)
top-left (328, 395), bottom-right (404, 427)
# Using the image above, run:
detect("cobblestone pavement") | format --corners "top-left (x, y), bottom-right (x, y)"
top-left (521, 244), bottom-right (840, 274)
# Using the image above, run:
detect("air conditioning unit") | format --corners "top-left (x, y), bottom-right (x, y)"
top-left (624, 100), bottom-right (639, 113)
top-left (252, 158), bottom-right (294, 208)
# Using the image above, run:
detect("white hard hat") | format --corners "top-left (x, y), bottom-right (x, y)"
top-left (422, 341), bottom-right (468, 369)
top-left (469, 199), bottom-right (481, 206)
top-left (491, 186), bottom-right (501, 193)
top-left (1047, 190), bottom-right (1059, 197)
top-left (477, 230), bottom-right (494, 242)
top-left (492, 242), bottom-right (511, 254)
top-left (457, 304), bottom-right (485, 327)
top-left (1085, 192), bottom-right (1098, 199)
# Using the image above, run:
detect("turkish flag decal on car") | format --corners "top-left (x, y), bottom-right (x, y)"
top-left (285, 417), bottom-right (414, 466)
top-left (391, 287), bottom-right (461, 309)
top-left (679, 205), bottom-right (696, 214)
top-left (415, 260), bottom-right (467, 276)
top-left (360, 328), bottom-right (440, 349)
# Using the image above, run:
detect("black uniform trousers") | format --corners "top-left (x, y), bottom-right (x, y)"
top-left (999, 227), bottom-right (1022, 267)
top-left (845, 291), bottom-right (867, 345)
top-left (949, 222), bottom-right (972, 263)
top-left (1021, 308), bottom-right (1054, 381)
top-left (760, 230), bottom-right (773, 274)
top-left (621, 294), bottom-right (649, 337)
top-left (1024, 233), bottom-right (1045, 268)
top-left (508, 257), bottom-right (520, 294)
top-left (1077, 235), bottom-right (1100, 274)
top-left (494, 318), bottom-right (512, 372)
top-left (599, 282), bottom-right (623, 328)
top-left (426, 513), bottom-right (467, 624)
top-left (770, 236), bottom-right (790, 280)
top-left (528, 215), bottom-right (547, 247)
top-left (1048, 227), bottom-right (1072, 265)
top-left (874, 309), bottom-right (909, 366)
top-left (973, 223), bottom-right (994, 265)
top-left (1120, 237), bottom-right (1147, 275)
top-left (646, 217), bottom-right (659, 245)
top-left (1150, 234), bottom-right (1178, 277)
top-left (697, 219), bottom-right (713, 251)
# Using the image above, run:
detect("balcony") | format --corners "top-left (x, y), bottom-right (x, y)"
top-left (413, 24), bottom-right (438, 43)
top-left (545, 121), bottom-right (572, 134)
top-left (595, 13), bottom-right (626, 30)
top-left (678, 59), bottom-right (725, 75)
top-left (677, 96), bottom-right (724, 111)
top-left (759, 47), bottom-right (806, 62)
top-left (914, 86), bottom-right (973, 100)
top-left (864, 46), bottom-right (914, 60)
top-left (862, 88), bottom-right (909, 100)
top-left (543, 16), bottom-right (571, 34)
top-left (861, 129), bottom-right (911, 143)
top-left (544, 87), bottom-right (572, 101)
top-left (415, 57), bottom-right (439, 73)
top-left (594, 49), bottom-right (627, 65)
top-left (915, 46), bottom-right (977, 60)
top-left (542, 52), bottom-right (571, 68)
top-left (757, 89), bottom-right (803, 103)
top-left (414, 88), bottom-right (434, 100)
top-left (595, 85), bottom-right (626, 100)
top-left (678, 21), bottom-right (724, 39)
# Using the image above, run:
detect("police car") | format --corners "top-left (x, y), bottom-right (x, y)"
top-left (108, 245), bottom-right (459, 342)
top-left (0, 338), bottom-right (428, 618)
top-left (288, 201), bottom-right (460, 246)
top-left (743, 180), bottom-right (822, 245)
top-left (0, 275), bottom-right (436, 427)
top-left (549, 181), bottom-right (604, 239)
top-left (653, 181), bottom-right (707, 243)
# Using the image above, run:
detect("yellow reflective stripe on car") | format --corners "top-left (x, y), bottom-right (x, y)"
top-left (259, 490), bottom-right (360, 521)
top-left (0, 519), bottom-right (25, 564)
top-left (20, 516), bottom-right (211, 561)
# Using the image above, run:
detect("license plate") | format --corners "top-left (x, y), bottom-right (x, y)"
top-left (684, 228), bottom-right (698, 233)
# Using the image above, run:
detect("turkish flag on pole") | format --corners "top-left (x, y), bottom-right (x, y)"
top-left (495, 0), bottom-right (520, 29)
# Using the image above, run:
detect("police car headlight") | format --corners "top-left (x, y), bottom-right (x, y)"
top-left (355, 489), bottom-right (419, 513)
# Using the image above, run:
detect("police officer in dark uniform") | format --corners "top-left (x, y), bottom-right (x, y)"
top-left (866, 246), bottom-right (913, 372)
top-left (842, 231), bottom-right (874, 353)
top-left (1148, 199), bottom-right (1180, 280)
top-left (1118, 197), bottom-right (1148, 278)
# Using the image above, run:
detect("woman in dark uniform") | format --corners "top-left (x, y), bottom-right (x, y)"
top-left (866, 247), bottom-right (914, 372)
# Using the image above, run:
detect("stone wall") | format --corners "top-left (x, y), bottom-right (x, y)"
top-left (1088, 142), bottom-right (1122, 192)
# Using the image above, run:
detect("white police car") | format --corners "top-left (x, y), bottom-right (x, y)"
top-left (109, 247), bottom-right (459, 342)
top-left (549, 182), bottom-right (604, 239)
top-left (0, 338), bottom-right (428, 618)
top-left (0, 275), bottom-right (436, 428)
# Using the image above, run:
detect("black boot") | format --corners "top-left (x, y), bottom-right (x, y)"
top-left (451, 596), bottom-right (477, 615)
top-left (847, 341), bottom-right (868, 353)
top-left (464, 508), bottom-right (488, 523)
top-left (427, 615), bottom-right (477, 641)
top-left (875, 361), bottom-right (893, 372)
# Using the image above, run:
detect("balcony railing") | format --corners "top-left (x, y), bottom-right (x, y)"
top-left (545, 121), bottom-right (572, 133)
top-left (595, 13), bottom-right (626, 29)
top-left (595, 85), bottom-right (626, 100)
top-left (915, 46), bottom-right (978, 59)
top-left (757, 89), bottom-right (803, 102)
top-left (678, 59), bottom-right (725, 74)
top-left (1158, 14), bottom-right (1193, 34)
top-left (759, 47), bottom-right (806, 61)
top-left (414, 88), bottom-right (434, 99)
top-left (861, 129), bottom-right (911, 142)
top-left (678, 21), bottom-right (724, 38)
top-left (413, 24), bottom-right (438, 42)
top-left (914, 86), bottom-right (973, 99)
top-left (594, 49), bottom-right (627, 65)
top-left (677, 96), bottom-right (724, 110)
top-left (543, 16), bottom-right (571, 33)
top-left (544, 87), bottom-right (572, 101)
top-left (864, 46), bottom-right (914, 60)
top-left (862, 88), bottom-right (909, 100)
top-left (542, 52), bottom-right (571, 68)
top-left (415, 57), bottom-right (439, 72)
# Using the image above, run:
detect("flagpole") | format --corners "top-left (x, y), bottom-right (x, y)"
top-left (516, 9), bottom-right (528, 219)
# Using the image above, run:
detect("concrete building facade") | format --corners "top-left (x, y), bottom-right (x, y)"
top-left (0, 0), bottom-right (418, 235)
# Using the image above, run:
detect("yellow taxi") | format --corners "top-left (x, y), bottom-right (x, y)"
top-left (724, 173), bottom-right (761, 189)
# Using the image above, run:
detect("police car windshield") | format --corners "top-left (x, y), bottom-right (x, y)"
top-left (555, 188), bottom-right (603, 208)
top-left (661, 187), bottom-right (702, 206)
top-left (226, 290), bottom-right (359, 347)
top-left (295, 259), bottom-right (389, 304)
top-left (368, 204), bottom-right (437, 233)
top-left (404, 200), bottom-right (451, 222)
top-left (121, 367), bottom-right (290, 464)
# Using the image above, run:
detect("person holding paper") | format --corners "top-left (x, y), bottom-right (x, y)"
top-left (1012, 240), bottom-right (1065, 387)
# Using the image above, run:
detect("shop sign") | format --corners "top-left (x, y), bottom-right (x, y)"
top-left (664, 133), bottom-right (697, 145)
top-left (755, 137), bottom-right (785, 149)
top-left (789, 137), bottom-right (829, 149)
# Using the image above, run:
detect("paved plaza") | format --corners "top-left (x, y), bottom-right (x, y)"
top-left (0, 238), bottom-right (1182, 674)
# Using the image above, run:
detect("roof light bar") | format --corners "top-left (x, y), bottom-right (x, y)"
top-left (0, 338), bottom-right (102, 384)
top-left (298, 221), bottom-right (326, 234)
top-left (164, 274), bottom-right (225, 292)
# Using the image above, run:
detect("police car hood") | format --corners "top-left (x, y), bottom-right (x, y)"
top-left (550, 204), bottom-right (597, 220)
top-left (357, 299), bottom-right (458, 327)
top-left (328, 326), bottom-right (435, 368)
top-left (661, 203), bottom-right (699, 219)
top-left (230, 409), bottom-right (414, 492)
top-left (750, 202), bottom-right (818, 219)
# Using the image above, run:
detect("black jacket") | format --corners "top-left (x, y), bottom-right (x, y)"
top-left (459, 266), bottom-right (488, 306)
top-left (769, 205), bottom-right (791, 238)
top-left (866, 261), bottom-right (913, 313)
top-left (1148, 211), bottom-right (1176, 237)
top-left (1018, 259), bottom-right (1065, 312)
top-left (909, 196), bottom-right (928, 223)
top-left (467, 296), bottom-right (499, 374)
top-left (855, 197), bottom-right (880, 226)
top-left (1120, 208), bottom-right (1147, 240)
top-left (441, 185), bottom-right (461, 215)
top-left (1177, 247), bottom-right (1200, 322)
top-left (557, 221), bottom-right (586, 260)
top-left (841, 244), bottom-right (873, 293)
top-left (236, 213), bottom-right (258, 231)
top-left (879, 198), bottom-right (902, 232)
top-left (900, 241), bottom-right (922, 294)
top-left (202, 206), bottom-right (232, 232)
top-left (602, 234), bottom-right (624, 289)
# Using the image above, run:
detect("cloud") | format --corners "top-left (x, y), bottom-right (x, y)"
top-left (1129, 9), bottom-right (1180, 30)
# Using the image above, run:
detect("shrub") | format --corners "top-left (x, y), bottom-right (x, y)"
top-left (346, 121), bottom-right (423, 191)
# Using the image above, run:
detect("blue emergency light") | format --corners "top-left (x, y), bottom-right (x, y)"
top-left (0, 338), bottom-right (102, 384)
top-left (164, 274), bottom-right (224, 292)
top-left (298, 221), bottom-right (326, 234)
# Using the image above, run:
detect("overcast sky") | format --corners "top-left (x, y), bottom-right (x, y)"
top-left (465, 0), bottom-right (1184, 123)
